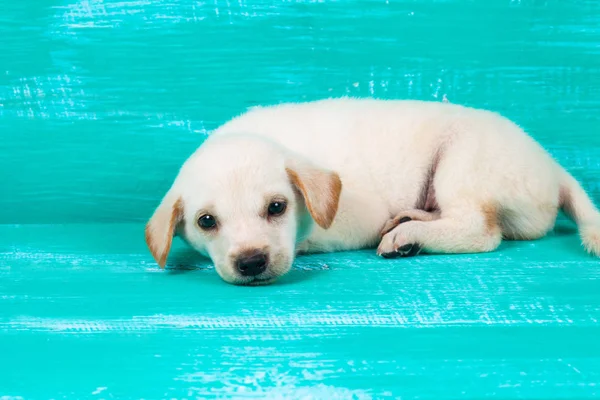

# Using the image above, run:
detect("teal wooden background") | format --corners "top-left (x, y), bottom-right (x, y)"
top-left (1, 0), bottom-right (600, 399)
top-left (1, 0), bottom-right (599, 223)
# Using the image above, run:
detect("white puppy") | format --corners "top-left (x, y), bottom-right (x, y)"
top-left (146, 98), bottom-right (600, 285)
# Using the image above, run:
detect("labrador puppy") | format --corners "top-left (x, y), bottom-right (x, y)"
top-left (146, 98), bottom-right (600, 285)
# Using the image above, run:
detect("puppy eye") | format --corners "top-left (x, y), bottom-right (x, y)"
top-left (267, 201), bottom-right (287, 217)
top-left (197, 214), bottom-right (217, 230)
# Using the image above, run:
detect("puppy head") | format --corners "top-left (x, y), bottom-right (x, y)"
top-left (145, 134), bottom-right (342, 285)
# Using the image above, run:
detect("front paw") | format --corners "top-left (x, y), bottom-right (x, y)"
top-left (377, 228), bottom-right (422, 258)
top-left (378, 242), bottom-right (422, 258)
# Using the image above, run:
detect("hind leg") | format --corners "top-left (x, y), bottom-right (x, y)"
top-left (499, 203), bottom-right (558, 241)
top-left (380, 209), bottom-right (441, 237)
top-left (376, 112), bottom-right (563, 257)
top-left (378, 135), bottom-right (502, 258)
top-left (377, 203), bottom-right (502, 258)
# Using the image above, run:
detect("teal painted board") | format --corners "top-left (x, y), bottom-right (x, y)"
top-left (2, 0), bottom-right (600, 399)
top-left (1, 0), bottom-right (600, 223)
top-left (1, 224), bottom-right (600, 398)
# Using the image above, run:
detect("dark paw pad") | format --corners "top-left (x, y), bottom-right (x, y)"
top-left (397, 243), bottom-right (422, 257)
top-left (381, 242), bottom-right (422, 259)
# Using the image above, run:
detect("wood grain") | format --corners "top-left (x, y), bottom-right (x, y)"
top-left (1, 0), bottom-right (600, 398)
top-left (1, 223), bottom-right (600, 398)
top-left (0, 0), bottom-right (599, 223)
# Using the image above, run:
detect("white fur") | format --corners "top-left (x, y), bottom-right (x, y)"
top-left (147, 98), bottom-right (600, 285)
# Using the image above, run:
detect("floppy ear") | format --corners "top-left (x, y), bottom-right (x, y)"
top-left (286, 160), bottom-right (342, 229)
top-left (145, 190), bottom-right (184, 268)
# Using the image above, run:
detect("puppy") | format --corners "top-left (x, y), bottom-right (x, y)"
top-left (146, 98), bottom-right (600, 285)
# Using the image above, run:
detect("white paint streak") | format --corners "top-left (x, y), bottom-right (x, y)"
top-left (52, 0), bottom-right (283, 33)
top-left (559, 358), bottom-right (583, 375)
top-left (0, 74), bottom-right (89, 120)
top-left (1, 249), bottom-right (157, 271)
top-left (91, 387), bottom-right (107, 395)
top-left (3, 311), bottom-right (590, 334)
top-left (176, 354), bottom-right (372, 399)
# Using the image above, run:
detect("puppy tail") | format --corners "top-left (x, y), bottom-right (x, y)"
top-left (559, 167), bottom-right (600, 256)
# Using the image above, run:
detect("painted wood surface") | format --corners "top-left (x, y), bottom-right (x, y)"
top-left (2, 223), bottom-right (600, 398)
top-left (1, 0), bottom-right (600, 223)
top-left (1, 0), bottom-right (600, 398)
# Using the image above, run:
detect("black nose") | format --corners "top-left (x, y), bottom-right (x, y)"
top-left (236, 250), bottom-right (268, 277)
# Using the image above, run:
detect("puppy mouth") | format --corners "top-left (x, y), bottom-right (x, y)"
top-left (242, 276), bottom-right (277, 286)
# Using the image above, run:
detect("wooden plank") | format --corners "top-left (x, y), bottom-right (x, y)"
top-left (1, 224), bottom-right (599, 398)
top-left (1, 0), bottom-right (600, 398)
top-left (1, 0), bottom-right (599, 223)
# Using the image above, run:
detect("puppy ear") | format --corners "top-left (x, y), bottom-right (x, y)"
top-left (145, 191), bottom-right (184, 268)
top-left (286, 161), bottom-right (342, 229)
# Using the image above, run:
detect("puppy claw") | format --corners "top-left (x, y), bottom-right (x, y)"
top-left (379, 243), bottom-right (422, 259)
